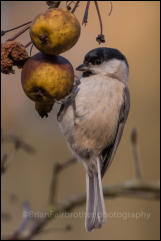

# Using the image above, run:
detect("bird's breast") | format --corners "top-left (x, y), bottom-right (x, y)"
top-left (59, 75), bottom-right (124, 157)
top-left (75, 75), bottom-right (124, 119)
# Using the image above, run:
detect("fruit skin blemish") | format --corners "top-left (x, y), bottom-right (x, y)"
top-left (21, 52), bottom-right (74, 118)
top-left (30, 8), bottom-right (81, 55)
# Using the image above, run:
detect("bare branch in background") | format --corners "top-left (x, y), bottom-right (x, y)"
top-left (1, 133), bottom-right (35, 175)
top-left (131, 128), bottom-right (143, 180)
top-left (48, 157), bottom-right (77, 206)
top-left (2, 128), bottom-right (160, 240)
top-left (2, 181), bottom-right (160, 240)
top-left (1, 154), bottom-right (8, 175)
top-left (2, 134), bottom-right (36, 153)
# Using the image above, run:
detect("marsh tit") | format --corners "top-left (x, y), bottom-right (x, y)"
top-left (57, 47), bottom-right (130, 231)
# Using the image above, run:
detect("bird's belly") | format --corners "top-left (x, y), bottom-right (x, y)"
top-left (59, 77), bottom-right (124, 159)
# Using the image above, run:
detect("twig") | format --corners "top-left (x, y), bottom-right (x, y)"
top-left (55, 157), bottom-right (77, 172)
top-left (71, 1), bottom-right (80, 14)
top-left (1, 149), bottom-right (17, 176)
top-left (24, 41), bottom-right (32, 48)
top-left (108, 1), bottom-right (113, 16)
top-left (48, 158), bottom-right (77, 206)
top-left (94, 1), bottom-right (103, 34)
top-left (1, 21), bottom-right (32, 37)
top-left (131, 128), bottom-right (142, 180)
top-left (2, 129), bottom-right (160, 239)
top-left (2, 134), bottom-right (35, 153)
top-left (94, 1), bottom-right (105, 43)
top-left (82, 1), bottom-right (91, 25)
top-left (1, 134), bottom-right (35, 175)
top-left (3, 180), bottom-right (160, 240)
top-left (1, 154), bottom-right (8, 175)
top-left (6, 24), bottom-right (31, 42)
top-left (29, 44), bottom-right (34, 56)
top-left (37, 224), bottom-right (72, 234)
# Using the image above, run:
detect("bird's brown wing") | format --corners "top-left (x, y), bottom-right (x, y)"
top-left (101, 86), bottom-right (130, 178)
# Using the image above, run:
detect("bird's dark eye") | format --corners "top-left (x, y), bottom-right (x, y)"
top-left (95, 59), bottom-right (101, 65)
top-left (90, 58), bottom-right (101, 65)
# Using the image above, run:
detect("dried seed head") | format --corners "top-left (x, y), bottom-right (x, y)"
top-left (96, 34), bottom-right (105, 44)
top-left (1, 41), bottom-right (29, 74)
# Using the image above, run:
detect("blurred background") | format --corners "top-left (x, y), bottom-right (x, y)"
top-left (1, 1), bottom-right (160, 240)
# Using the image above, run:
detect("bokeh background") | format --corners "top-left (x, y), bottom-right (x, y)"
top-left (1, 1), bottom-right (160, 240)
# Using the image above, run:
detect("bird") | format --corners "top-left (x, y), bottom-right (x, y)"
top-left (57, 47), bottom-right (130, 231)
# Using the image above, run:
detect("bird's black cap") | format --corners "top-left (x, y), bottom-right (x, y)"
top-left (83, 47), bottom-right (129, 68)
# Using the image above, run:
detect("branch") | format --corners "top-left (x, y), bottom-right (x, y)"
top-left (71, 1), bottom-right (80, 14)
top-left (3, 180), bottom-right (160, 240)
top-left (108, 1), bottom-right (113, 16)
top-left (6, 24), bottom-right (31, 42)
top-left (94, 1), bottom-right (105, 43)
top-left (2, 128), bottom-right (160, 240)
top-left (2, 134), bottom-right (36, 154)
top-left (131, 128), bottom-right (142, 180)
top-left (48, 157), bottom-right (76, 206)
top-left (1, 21), bottom-right (32, 37)
top-left (82, 1), bottom-right (91, 25)
top-left (1, 134), bottom-right (35, 175)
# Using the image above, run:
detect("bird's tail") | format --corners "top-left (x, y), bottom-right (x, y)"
top-left (85, 158), bottom-right (107, 232)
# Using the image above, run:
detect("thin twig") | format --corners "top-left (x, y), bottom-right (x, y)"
top-left (2, 134), bottom-right (35, 153)
top-left (71, 1), bottom-right (80, 14)
top-left (1, 149), bottom-right (17, 175)
top-left (108, 1), bottom-right (113, 16)
top-left (82, 1), bottom-right (91, 25)
top-left (131, 128), bottom-right (142, 180)
top-left (1, 154), bottom-right (8, 175)
top-left (29, 44), bottom-right (34, 56)
top-left (94, 1), bottom-right (103, 35)
top-left (55, 157), bottom-right (77, 172)
top-left (2, 129), bottom-right (160, 239)
top-left (3, 180), bottom-right (160, 240)
top-left (1, 21), bottom-right (32, 37)
top-left (24, 41), bottom-right (32, 48)
top-left (94, 1), bottom-right (105, 43)
top-left (48, 164), bottom-right (60, 206)
top-left (6, 24), bottom-right (31, 42)
top-left (1, 134), bottom-right (35, 175)
top-left (48, 158), bottom-right (77, 206)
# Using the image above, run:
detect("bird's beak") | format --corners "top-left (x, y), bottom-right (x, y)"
top-left (76, 64), bottom-right (89, 72)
